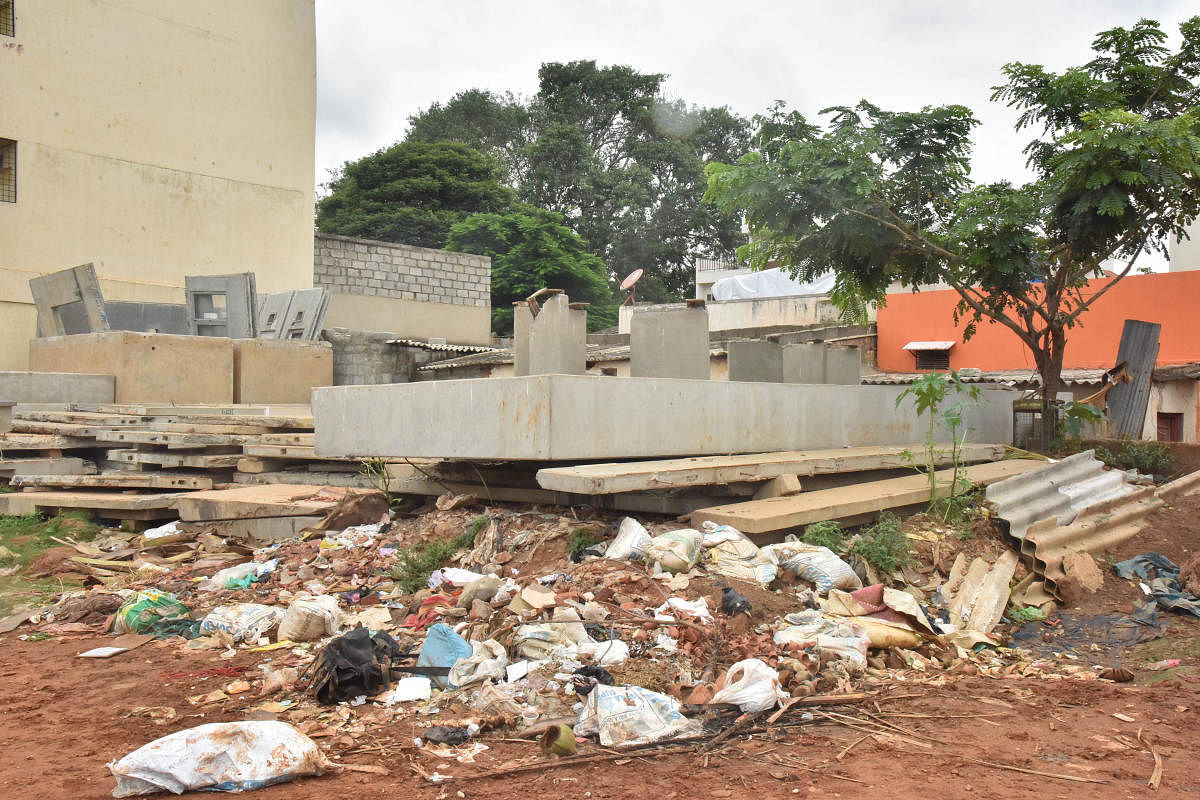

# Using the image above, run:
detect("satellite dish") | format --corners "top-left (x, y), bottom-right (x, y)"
top-left (619, 269), bottom-right (644, 306)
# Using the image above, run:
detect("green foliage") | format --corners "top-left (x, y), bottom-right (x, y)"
top-left (389, 516), bottom-right (489, 594)
top-left (706, 17), bottom-right (1200, 448)
top-left (896, 370), bottom-right (981, 516)
top-left (408, 61), bottom-right (753, 301)
top-left (316, 141), bottom-right (514, 248)
top-left (1008, 605), bottom-right (1048, 623)
top-left (0, 511), bottom-right (98, 616)
top-left (568, 528), bottom-right (604, 558)
top-left (801, 520), bottom-right (846, 552)
top-left (848, 513), bottom-right (912, 574)
top-left (359, 458), bottom-right (400, 507)
top-left (1095, 440), bottom-right (1174, 475)
top-left (445, 206), bottom-right (613, 335)
top-left (1053, 400), bottom-right (1105, 450)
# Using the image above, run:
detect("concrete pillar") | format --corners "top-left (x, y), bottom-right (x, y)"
top-left (512, 302), bottom-right (532, 377)
top-left (630, 306), bottom-right (710, 379)
top-left (528, 294), bottom-right (586, 375)
top-left (727, 340), bottom-right (782, 382)
top-left (781, 343), bottom-right (825, 383)
top-left (824, 346), bottom-right (862, 385)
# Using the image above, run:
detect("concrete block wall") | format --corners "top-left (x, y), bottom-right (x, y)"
top-left (323, 328), bottom-right (444, 385)
top-left (314, 234), bottom-right (490, 308)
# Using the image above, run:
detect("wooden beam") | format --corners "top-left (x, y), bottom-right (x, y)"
top-left (536, 443), bottom-right (1005, 495)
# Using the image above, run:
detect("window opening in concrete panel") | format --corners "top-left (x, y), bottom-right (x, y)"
top-left (0, 1), bottom-right (13, 37)
top-left (0, 139), bottom-right (15, 202)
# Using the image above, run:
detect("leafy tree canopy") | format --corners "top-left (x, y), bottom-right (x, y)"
top-left (316, 141), bottom-right (514, 248)
top-left (445, 205), bottom-right (613, 335)
top-left (408, 61), bottom-right (752, 301)
top-left (706, 17), bottom-right (1200, 445)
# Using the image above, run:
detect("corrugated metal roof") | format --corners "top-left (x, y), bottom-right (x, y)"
top-left (903, 340), bottom-right (956, 351)
top-left (419, 343), bottom-right (727, 372)
top-left (862, 368), bottom-right (1109, 387)
top-left (385, 339), bottom-right (498, 354)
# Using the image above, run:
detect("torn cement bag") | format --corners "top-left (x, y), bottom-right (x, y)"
top-left (108, 720), bottom-right (330, 797)
top-left (277, 593), bottom-right (342, 642)
top-left (774, 616), bottom-right (870, 671)
top-left (644, 529), bottom-right (702, 573)
top-left (704, 532), bottom-right (778, 587)
top-left (576, 684), bottom-right (702, 746)
top-left (575, 639), bottom-right (630, 666)
top-left (606, 517), bottom-right (651, 561)
top-left (199, 603), bottom-right (283, 643)
top-left (112, 591), bottom-right (189, 635)
top-left (448, 639), bottom-right (508, 689)
top-left (758, 541), bottom-right (861, 594)
top-left (514, 608), bottom-right (591, 660)
top-left (710, 658), bottom-right (789, 712)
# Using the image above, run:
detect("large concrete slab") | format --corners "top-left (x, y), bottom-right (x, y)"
top-left (313, 375), bottom-right (1017, 460)
top-left (630, 306), bottom-right (709, 380)
top-left (0, 371), bottom-right (115, 404)
top-left (233, 339), bottom-right (332, 404)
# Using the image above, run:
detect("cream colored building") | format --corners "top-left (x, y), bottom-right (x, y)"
top-left (0, 0), bottom-right (316, 369)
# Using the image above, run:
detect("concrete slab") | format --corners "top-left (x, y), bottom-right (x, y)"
top-left (528, 294), bottom-right (586, 375)
top-left (630, 306), bottom-right (709, 379)
top-left (0, 371), bottom-right (115, 404)
top-left (29, 332), bottom-right (233, 404)
top-left (728, 340), bottom-right (782, 382)
top-left (313, 374), bottom-right (1017, 460)
top-left (233, 339), bottom-right (332, 404)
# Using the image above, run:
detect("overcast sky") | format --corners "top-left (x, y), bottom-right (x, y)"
top-left (314, 1), bottom-right (1198, 267)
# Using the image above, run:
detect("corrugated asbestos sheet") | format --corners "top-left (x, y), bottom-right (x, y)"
top-left (1107, 319), bottom-right (1161, 438)
top-left (985, 451), bottom-right (1147, 594)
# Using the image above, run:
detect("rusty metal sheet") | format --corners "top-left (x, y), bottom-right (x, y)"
top-left (1106, 319), bottom-right (1160, 438)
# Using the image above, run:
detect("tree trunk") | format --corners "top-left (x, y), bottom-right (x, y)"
top-left (1036, 324), bottom-right (1068, 451)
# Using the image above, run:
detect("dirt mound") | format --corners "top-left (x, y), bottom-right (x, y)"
top-left (25, 545), bottom-right (83, 578)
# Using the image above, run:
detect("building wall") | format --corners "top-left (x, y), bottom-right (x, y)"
top-left (876, 271), bottom-right (1200, 373)
top-left (0, 0), bottom-right (316, 370)
top-left (619, 295), bottom-right (863, 335)
top-left (314, 234), bottom-right (491, 345)
top-left (1143, 381), bottom-right (1199, 443)
top-left (1169, 220), bottom-right (1200, 272)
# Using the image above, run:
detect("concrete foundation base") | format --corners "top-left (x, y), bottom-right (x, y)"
top-left (313, 374), bottom-right (1016, 460)
top-left (0, 371), bottom-right (116, 404)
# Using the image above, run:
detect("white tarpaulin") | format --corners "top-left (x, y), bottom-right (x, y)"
top-left (711, 267), bottom-right (835, 301)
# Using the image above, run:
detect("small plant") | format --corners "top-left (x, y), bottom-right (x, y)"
top-left (1095, 440), bottom-right (1173, 476)
top-left (1053, 400), bottom-right (1104, 451)
top-left (802, 520), bottom-right (846, 552)
top-left (359, 458), bottom-right (397, 506)
top-left (848, 513), bottom-right (912, 574)
top-left (389, 516), bottom-right (490, 593)
top-left (896, 370), bottom-right (981, 520)
top-left (567, 527), bottom-right (604, 558)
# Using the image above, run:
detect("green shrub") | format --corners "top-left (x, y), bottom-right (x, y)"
top-left (848, 513), bottom-right (912, 574)
top-left (802, 520), bottom-right (845, 552)
top-left (389, 516), bottom-right (490, 593)
top-left (568, 528), bottom-right (604, 558)
top-left (1095, 441), bottom-right (1173, 475)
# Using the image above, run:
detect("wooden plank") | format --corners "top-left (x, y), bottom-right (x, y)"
top-left (691, 460), bottom-right (1045, 534)
top-left (536, 443), bottom-right (1006, 495)
top-left (175, 484), bottom-right (379, 521)
top-left (11, 473), bottom-right (213, 490)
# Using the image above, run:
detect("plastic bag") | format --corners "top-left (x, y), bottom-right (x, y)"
top-left (108, 721), bottom-right (330, 797)
top-left (775, 617), bottom-right (870, 670)
top-left (113, 591), bottom-right (189, 635)
top-left (606, 517), bottom-right (651, 561)
top-left (199, 559), bottom-right (277, 592)
top-left (644, 529), bottom-right (702, 573)
top-left (448, 639), bottom-right (508, 689)
top-left (758, 542), bottom-right (860, 594)
top-left (710, 658), bottom-right (788, 712)
top-left (200, 604), bottom-right (284, 643)
top-left (574, 639), bottom-right (630, 666)
top-left (700, 521), bottom-right (746, 547)
top-left (417, 623), bottom-right (473, 689)
top-left (277, 593), bottom-right (342, 642)
top-left (705, 533), bottom-right (778, 587)
top-left (575, 684), bottom-right (702, 746)
top-left (654, 596), bottom-right (713, 623)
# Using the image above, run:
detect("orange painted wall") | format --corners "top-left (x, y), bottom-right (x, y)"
top-left (877, 270), bottom-right (1200, 372)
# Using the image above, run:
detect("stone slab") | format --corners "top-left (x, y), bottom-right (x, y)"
top-left (233, 339), bottom-right (333, 404)
top-left (29, 332), bottom-right (233, 404)
top-left (313, 374), bottom-right (1017, 461)
top-left (0, 371), bottom-right (115, 404)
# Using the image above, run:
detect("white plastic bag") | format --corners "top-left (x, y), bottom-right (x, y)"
top-left (448, 639), bottom-right (509, 689)
top-left (606, 517), bottom-right (651, 561)
top-left (198, 559), bottom-right (277, 592)
top-left (277, 593), bottom-right (342, 642)
top-left (705, 532), bottom-right (778, 587)
top-left (710, 658), bottom-right (789, 712)
top-left (108, 721), bottom-right (330, 797)
top-left (574, 639), bottom-right (630, 666)
top-left (644, 529), bottom-right (702, 573)
top-left (758, 542), bottom-right (861, 595)
top-left (199, 603), bottom-right (284, 643)
top-left (654, 596), bottom-right (713, 623)
top-left (575, 685), bottom-right (702, 746)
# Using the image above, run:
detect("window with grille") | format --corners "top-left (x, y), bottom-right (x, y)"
top-left (912, 349), bottom-right (950, 370)
top-left (0, 1), bottom-right (13, 37)
top-left (0, 139), bottom-right (15, 203)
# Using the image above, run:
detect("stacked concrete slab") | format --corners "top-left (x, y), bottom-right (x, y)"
top-left (312, 374), bottom-right (1016, 460)
top-left (630, 306), bottom-right (709, 380)
top-left (0, 371), bottom-right (115, 404)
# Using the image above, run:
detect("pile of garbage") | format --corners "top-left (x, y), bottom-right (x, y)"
top-left (8, 495), bottom-right (1178, 793)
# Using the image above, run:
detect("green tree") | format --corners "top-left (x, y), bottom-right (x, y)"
top-left (407, 61), bottom-right (752, 300)
top-left (706, 17), bottom-right (1200, 447)
top-left (316, 141), bottom-right (514, 248)
top-left (445, 206), bottom-right (613, 335)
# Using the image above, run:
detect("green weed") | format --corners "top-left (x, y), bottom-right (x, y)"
top-left (848, 513), bottom-right (912, 574)
top-left (389, 516), bottom-right (489, 594)
top-left (802, 520), bottom-right (846, 552)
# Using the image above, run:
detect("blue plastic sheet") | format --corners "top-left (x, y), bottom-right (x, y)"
top-left (1113, 552), bottom-right (1200, 618)
top-left (417, 622), bottom-right (473, 688)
